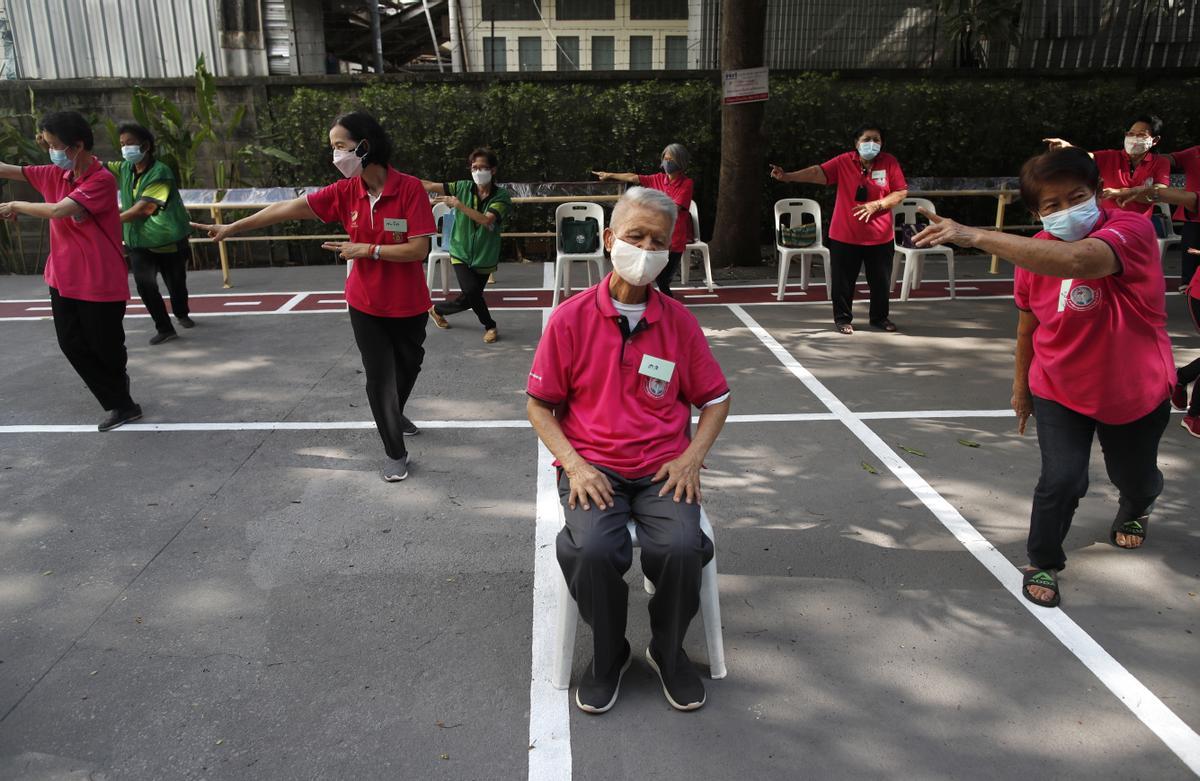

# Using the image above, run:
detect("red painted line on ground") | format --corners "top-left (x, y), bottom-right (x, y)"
top-left (0, 277), bottom-right (1182, 320)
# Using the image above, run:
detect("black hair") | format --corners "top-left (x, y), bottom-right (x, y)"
top-left (1129, 113), bottom-right (1163, 138)
top-left (332, 111), bottom-right (392, 168)
top-left (852, 123), bottom-right (885, 145)
top-left (1019, 147), bottom-right (1101, 211)
top-left (468, 147), bottom-right (498, 168)
top-left (39, 111), bottom-right (94, 151)
top-left (118, 122), bottom-right (155, 155)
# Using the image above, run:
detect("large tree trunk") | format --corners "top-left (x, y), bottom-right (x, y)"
top-left (710, 0), bottom-right (768, 267)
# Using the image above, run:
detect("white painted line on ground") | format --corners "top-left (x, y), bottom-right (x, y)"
top-left (26, 306), bottom-right (51, 311)
top-left (727, 303), bottom-right (1200, 776)
top-left (504, 296), bottom-right (541, 302)
top-left (543, 262), bottom-right (555, 290)
top-left (222, 300), bottom-right (263, 307)
top-left (528, 307), bottom-right (572, 781)
top-left (317, 299), bottom-right (347, 305)
top-left (276, 293), bottom-right (308, 313)
top-left (856, 409), bottom-right (1013, 420)
top-left (955, 286), bottom-right (980, 291)
top-left (684, 294), bottom-right (720, 299)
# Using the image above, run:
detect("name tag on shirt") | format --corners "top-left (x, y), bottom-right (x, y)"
top-left (1057, 279), bottom-right (1073, 312)
top-left (639, 355), bottom-right (675, 383)
top-left (870, 170), bottom-right (887, 186)
top-left (383, 218), bottom-right (408, 233)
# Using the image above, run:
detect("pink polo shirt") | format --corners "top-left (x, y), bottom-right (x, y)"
top-left (24, 161), bottom-right (128, 302)
top-left (1172, 145), bottom-right (1200, 223)
top-left (1014, 209), bottom-right (1174, 425)
top-left (307, 168), bottom-right (436, 318)
top-left (638, 172), bottom-right (694, 253)
top-left (819, 151), bottom-right (907, 246)
top-left (1093, 149), bottom-right (1170, 217)
top-left (527, 274), bottom-right (729, 479)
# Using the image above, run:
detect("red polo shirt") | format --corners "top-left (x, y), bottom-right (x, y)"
top-left (307, 168), bottom-right (436, 318)
top-left (1092, 149), bottom-right (1170, 217)
top-left (1171, 145), bottom-right (1200, 223)
top-left (819, 151), bottom-right (907, 246)
top-left (1014, 209), bottom-right (1173, 425)
top-left (527, 274), bottom-right (729, 479)
top-left (638, 172), bottom-right (694, 253)
top-left (24, 161), bottom-right (128, 302)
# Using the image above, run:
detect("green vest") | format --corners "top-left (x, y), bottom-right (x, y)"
top-left (446, 180), bottom-right (512, 272)
top-left (115, 159), bottom-right (191, 250)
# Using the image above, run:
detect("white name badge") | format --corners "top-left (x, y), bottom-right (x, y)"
top-left (638, 354), bottom-right (675, 383)
top-left (384, 218), bottom-right (408, 233)
top-left (1057, 278), bottom-right (1073, 312)
top-left (870, 170), bottom-right (887, 186)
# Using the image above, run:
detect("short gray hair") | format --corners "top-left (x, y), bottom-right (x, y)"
top-left (662, 143), bottom-right (690, 171)
top-left (611, 186), bottom-right (677, 239)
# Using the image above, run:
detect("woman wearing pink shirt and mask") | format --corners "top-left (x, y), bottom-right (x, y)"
top-left (771, 124), bottom-right (909, 334)
top-left (913, 147), bottom-right (1174, 609)
top-left (0, 111), bottom-right (141, 431)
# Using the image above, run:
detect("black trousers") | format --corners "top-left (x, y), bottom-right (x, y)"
top-left (1179, 293), bottom-right (1200, 415)
top-left (655, 251), bottom-right (683, 299)
top-left (129, 242), bottom-right (190, 333)
top-left (556, 466), bottom-right (714, 679)
top-left (1181, 222), bottom-right (1199, 290)
top-left (348, 306), bottom-right (427, 459)
top-left (828, 238), bottom-right (893, 325)
top-left (1026, 395), bottom-right (1170, 571)
top-left (434, 263), bottom-right (496, 329)
top-left (49, 287), bottom-right (134, 412)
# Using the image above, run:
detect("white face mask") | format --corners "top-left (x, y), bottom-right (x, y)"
top-left (857, 140), bottom-right (881, 161)
top-left (609, 237), bottom-right (670, 287)
top-left (1041, 197), bottom-right (1102, 243)
top-left (472, 169), bottom-right (492, 186)
top-left (1124, 135), bottom-right (1153, 156)
top-left (332, 142), bottom-right (365, 179)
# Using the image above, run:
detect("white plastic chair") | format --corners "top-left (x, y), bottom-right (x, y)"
top-left (552, 202), bottom-right (606, 307)
top-left (890, 197), bottom-right (955, 301)
top-left (425, 202), bottom-right (455, 296)
top-left (552, 505), bottom-right (726, 689)
top-left (774, 199), bottom-right (832, 300)
top-left (680, 201), bottom-right (714, 292)
top-left (1156, 202), bottom-right (1181, 263)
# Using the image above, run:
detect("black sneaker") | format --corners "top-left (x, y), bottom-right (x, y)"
top-left (149, 330), bottom-right (178, 345)
top-left (576, 640), bottom-right (632, 714)
top-left (176, 315), bottom-right (196, 329)
top-left (98, 404), bottom-right (142, 432)
top-left (381, 455), bottom-right (409, 482)
top-left (400, 415), bottom-right (419, 436)
top-left (645, 644), bottom-right (706, 711)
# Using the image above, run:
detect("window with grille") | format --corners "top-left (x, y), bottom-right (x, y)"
top-left (482, 0), bottom-right (541, 21)
top-left (557, 0), bottom-right (616, 21)
top-left (556, 37), bottom-right (580, 71)
top-left (629, 36), bottom-right (653, 70)
top-left (631, 0), bottom-right (688, 20)
top-left (591, 36), bottom-right (615, 70)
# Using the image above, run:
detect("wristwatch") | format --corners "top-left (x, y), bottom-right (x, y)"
top-left (1149, 185), bottom-right (1162, 203)
top-left (372, 244), bottom-right (382, 260)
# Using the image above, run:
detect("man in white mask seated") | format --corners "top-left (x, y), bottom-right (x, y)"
top-left (526, 187), bottom-right (731, 714)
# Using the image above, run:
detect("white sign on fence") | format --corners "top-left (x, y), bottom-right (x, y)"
top-left (722, 67), bottom-right (769, 105)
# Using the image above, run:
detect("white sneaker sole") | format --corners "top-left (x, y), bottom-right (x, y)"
top-left (575, 651), bottom-right (632, 714)
top-left (1183, 419), bottom-right (1200, 439)
top-left (644, 647), bottom-right (705, 711)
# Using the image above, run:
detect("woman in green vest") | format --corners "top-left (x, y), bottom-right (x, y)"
top-left (108, 123), bottom-right (194, 345)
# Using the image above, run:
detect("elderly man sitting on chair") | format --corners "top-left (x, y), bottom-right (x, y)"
top-left (527, 187), bottom-right (731, 714)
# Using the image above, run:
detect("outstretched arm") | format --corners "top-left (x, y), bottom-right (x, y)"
top-left (190, 196), bottom-right (317, 242)
top-left (913, 208), bottom-right (1119, 280)
top-left (769, 163), bottom-right (827, 185)
top-left (592, 170), bottom-right (640, 184)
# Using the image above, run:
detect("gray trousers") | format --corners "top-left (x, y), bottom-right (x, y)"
top-left (556, 465), bottom-right (713, 679)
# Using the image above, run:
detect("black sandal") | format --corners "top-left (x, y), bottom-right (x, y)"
top-left (1021, 568), bottom-right (1061, 608)
top-left (1110, 515), bottom-right (1148, 549)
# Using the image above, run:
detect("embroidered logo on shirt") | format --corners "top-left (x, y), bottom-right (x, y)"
top-left (645, 377), bottom-right (669, 399)
top-left (1066, 284), bottom-right (1100, 312)
top-left (349, 210), bottom-right (359, 227)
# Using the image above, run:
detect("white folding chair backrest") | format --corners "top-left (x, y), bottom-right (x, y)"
top-left (1157, 202), bottom-right (1181, 240)
top-left (773, 199), bottom-right (824, 248)
top-left (432, 202), bottom-right (453, 251)
top-left (555, 201), bottom-right (605, 255)
top-left (689, 201), bottom-right (702, 241)
top-left (892, 196), bottom-right (937, 227)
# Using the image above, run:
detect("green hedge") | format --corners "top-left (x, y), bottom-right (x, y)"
top-left (254, 73), bottom-right (1200, 256)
